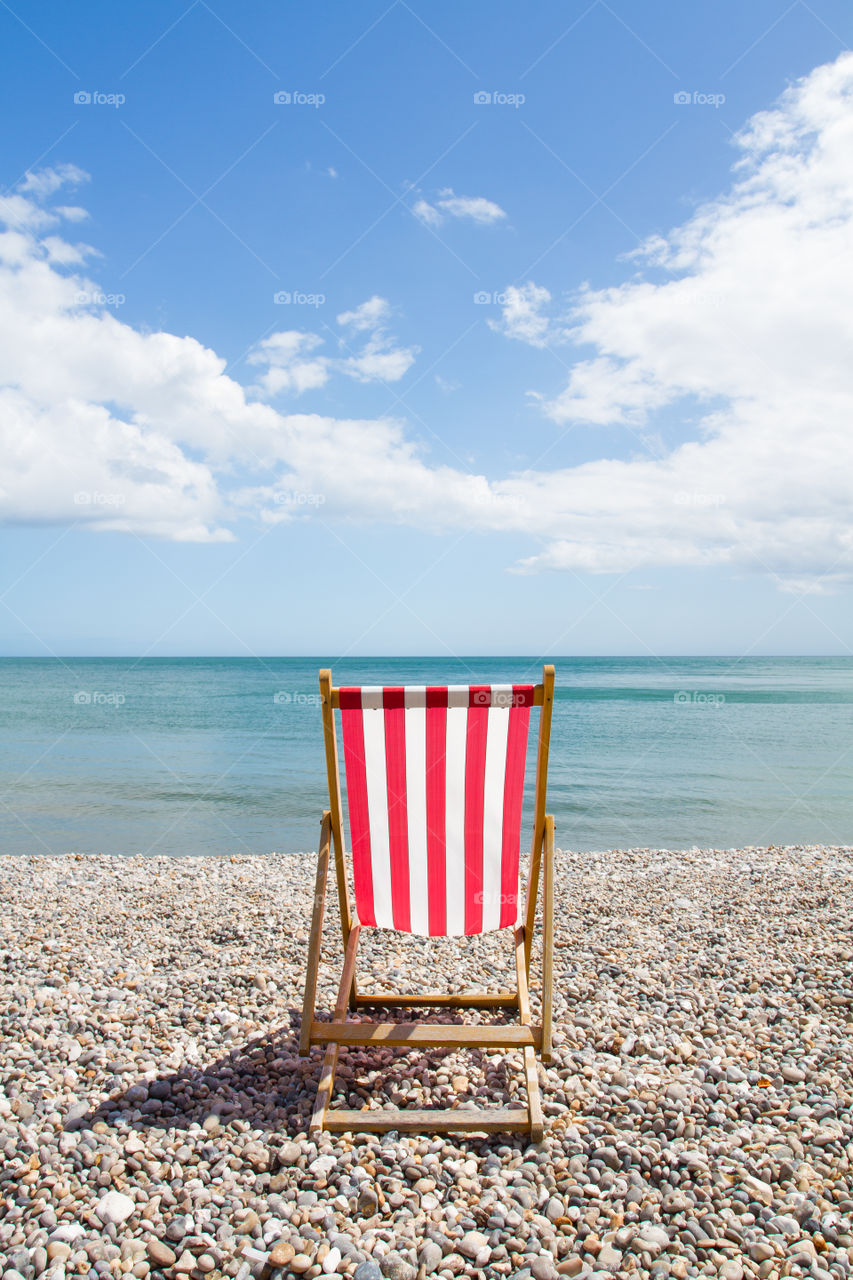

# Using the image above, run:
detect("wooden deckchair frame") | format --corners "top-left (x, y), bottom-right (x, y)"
top-left (299, 664), bottom-right (556, 1137)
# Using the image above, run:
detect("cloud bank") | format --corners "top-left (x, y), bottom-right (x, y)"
top-left (1, 53), bottom-right (853, 590)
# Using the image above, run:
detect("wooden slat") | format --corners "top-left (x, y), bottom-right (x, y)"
top-left (308, 924), bottom-right (362, 1133)
top-left (323, 1106), bottom-right (531, 1134)
top-left (310, 1021), bottom-right (540, 1048)
top-left (330, 684), bottom-right (545, 708)
top-left (299, 812), bottom-right (331, 1056)
top-left (524, 664), bottom-right (555, 973)
top-left (333, 925), bottom-right (362, 1020)
top-left (353, 991), bottom-right (518, 1009)
top-left (541, 815), bottom-right (555, 1063)
top-left (310, 1043), bottom-right (338, 1132)
top-left (515, 926), bottom-right (544, 1142)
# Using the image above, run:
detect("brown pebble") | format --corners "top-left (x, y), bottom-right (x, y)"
top-left (147, 1241), bottom-right (177, 1268)
top-left (270, 1241), bottom-right (296, 1267)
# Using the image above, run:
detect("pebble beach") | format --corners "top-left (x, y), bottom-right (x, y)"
top-left (2, 845), bottom-right (852, 1280)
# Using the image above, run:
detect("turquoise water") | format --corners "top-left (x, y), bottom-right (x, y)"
top-left (0, 657), bottom-right (851, 856)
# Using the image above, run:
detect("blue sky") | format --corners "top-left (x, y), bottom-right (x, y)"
top-left (1, 0), bottom-right (852, 656)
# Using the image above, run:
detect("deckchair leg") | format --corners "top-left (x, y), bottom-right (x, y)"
top-left (309, 924), bottom-right (361, 1133)
top-left (300, 812), bottom-right (331, 1056)
top-left (542, 815), bottom-right (555, 1063)
top-left (514, 927), bottom-right (544, 1141)
top-left (524, 663), bottom-right (555, 977)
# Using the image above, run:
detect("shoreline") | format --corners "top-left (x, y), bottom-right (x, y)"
top-left (2, 846), bottom-right (852, 1280)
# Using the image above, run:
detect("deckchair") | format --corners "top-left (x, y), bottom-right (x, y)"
top-left (300, 665), bottom-right (555, 1137)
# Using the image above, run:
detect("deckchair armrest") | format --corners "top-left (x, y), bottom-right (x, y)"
top-left (299, 811), bottom-right (332, 1055)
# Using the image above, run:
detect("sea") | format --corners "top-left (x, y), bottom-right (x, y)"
top-left (0, 656), bottom-right (851, 857)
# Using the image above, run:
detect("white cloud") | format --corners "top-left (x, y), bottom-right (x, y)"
top-left (336, 295), bottom-right (390, 332)
top-left (436, 188), bottom-right (507, 224)
top-left (4, 54), bottom-right (853, 594)
top-left (248, 331), bottom-right (329, 397)
top-left (412, 198), bottom-right (442, 228)
top-left (414, 188), bottom-right (507, 227)
top-left (342, 343), bottom-right (416, 384)
top-left (490, 53), bottom-right (853, 588)
top-left (488, 282), bottom-right (556, 348)
top-left (247, 295), bottom-right (417, 397)
top-left (335, 294), bottom-right (417, 384)
top-left (19, 164), bottom-right (88, 199)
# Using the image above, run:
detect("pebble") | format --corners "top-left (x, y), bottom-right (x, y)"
top-left (719, 1263), bottom-right (744, 1280)
top-left (458, 1232), bottom-right (489, 1259)
top-left (270, 1241), bottom-right (296, 1267)
top-left (147, 1241), bottom-right (177, 1268)
top-left (380, 1252), bottom-right (417, 1280)
top-left (530, 1258), bottom-right (558, 1280)
top-left (596, 1244), bottom-right (622, 1270)
top-left (95, 1191), bottom-right (136, 1225)
top-left (418, 1241), bottom-right (443, 1274)
top-left (354, 1263), bottom-right (382, 1280)
top-left (2, 846), bottom-right (853, 1280)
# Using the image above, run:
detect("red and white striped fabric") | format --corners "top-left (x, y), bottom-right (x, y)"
top-left (339, 685), bottom-right (534, 936)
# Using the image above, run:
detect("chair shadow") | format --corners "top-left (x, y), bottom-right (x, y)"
top-left (80, 1006), bottom-right (531, 1139)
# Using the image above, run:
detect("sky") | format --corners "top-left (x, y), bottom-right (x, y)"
top-left (1, 0), bottom-right (852, 657)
